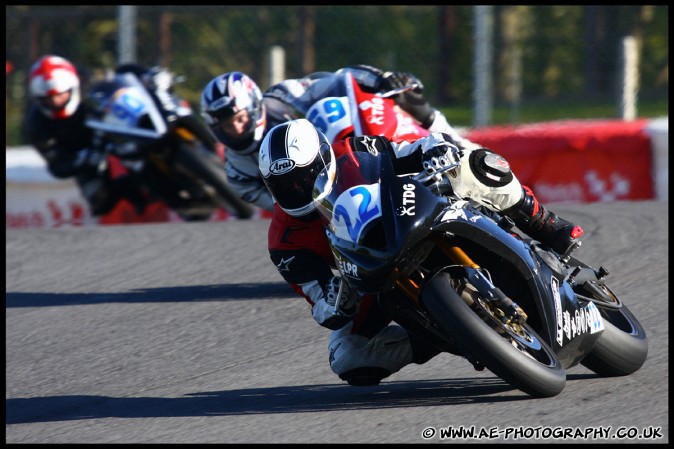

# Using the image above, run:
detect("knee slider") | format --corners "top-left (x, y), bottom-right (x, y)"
top-left (469, 149), bottom-right (514, 187)
top-left (339, 367), bottom-right (391, 386)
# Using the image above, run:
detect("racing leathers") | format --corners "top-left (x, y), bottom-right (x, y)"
top-left (222, 141), bottom-right (278, 212)
top-left (263, 64), bottom-right (461, 139)
top-left (268, 132), bottom-right (541, 386)
top-left (233, 64), bottom-right (468, 212)
top-left (24, 102), bottom-right (145, 216)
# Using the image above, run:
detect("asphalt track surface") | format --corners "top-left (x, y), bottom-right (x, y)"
top-left (6, 200), bottom-right (669, 444)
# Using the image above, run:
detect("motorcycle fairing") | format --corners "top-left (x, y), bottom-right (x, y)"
top-left (85, 72), bottom-right (167, 140)
top-left (331, 182), bottom-right (382, 244)
top-left (344, 71), bottom-right (428, 143)
top-left (306, 96), bottom-right (354, 143)
top-left (432, 203), bottom-right (604, 367)
top-left (321, 151), bottom-right (445, 293)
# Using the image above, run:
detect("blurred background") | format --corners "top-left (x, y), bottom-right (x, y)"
top-left (5, 5), bottom-right (668, 147)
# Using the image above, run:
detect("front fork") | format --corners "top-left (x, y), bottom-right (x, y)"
top-left (394, 238), bottom-right (528, 325)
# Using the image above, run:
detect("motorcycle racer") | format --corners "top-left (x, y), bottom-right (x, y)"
top-left (24, 55), bottom-right (148, 216)
top-left (199, 64), bottom-right (465, 212)
top-left (263, 64), bottom-right (461, 138)
top-left (259, 118), bottom-right (584, 386)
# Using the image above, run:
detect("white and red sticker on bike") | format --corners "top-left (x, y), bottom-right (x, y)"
top-left (551, 277), bottom-right (605, 346)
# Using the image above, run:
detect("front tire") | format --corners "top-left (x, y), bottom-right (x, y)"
top-left (421, 271), bottom-right (566, 398)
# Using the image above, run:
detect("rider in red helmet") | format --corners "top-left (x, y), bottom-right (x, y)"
top-left (24, 55), bottom-right (147, 216)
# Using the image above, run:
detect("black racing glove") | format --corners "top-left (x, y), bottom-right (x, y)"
top-left (379, 71), bottom-right (424, 92)
top-left (419, 133), bottom-right (463, 176)
top-left (380, 71), bottom-right (435, 128)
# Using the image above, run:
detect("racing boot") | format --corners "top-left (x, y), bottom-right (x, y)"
top-left (504, 186), bottom-right (584, 257)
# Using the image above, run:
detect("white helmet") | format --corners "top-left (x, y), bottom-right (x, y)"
top-left (259, 118), bottom-right (335, 217)
top-left (200, 71), bottom-right (266, 153)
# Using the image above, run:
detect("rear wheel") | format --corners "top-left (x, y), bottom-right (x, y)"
top-left (576, 281), bottom-right (648, 376)
top-left (421, 271), bottom-right (566, 398)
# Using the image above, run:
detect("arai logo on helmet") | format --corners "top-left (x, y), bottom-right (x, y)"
top-left (270, 158), bottom-right (296, 175)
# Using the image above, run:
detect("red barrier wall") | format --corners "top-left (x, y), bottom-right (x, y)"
top-left (6, 118), bottom-right (659, 228)
top-left (464, 119), bottom-right (653, 203)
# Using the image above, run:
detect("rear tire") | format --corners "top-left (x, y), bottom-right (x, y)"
top-left (566, 260), bottom-right (648, 377)
top-left (579, 288), bottom-right (647, 376)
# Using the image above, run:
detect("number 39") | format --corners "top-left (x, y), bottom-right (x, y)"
top-left (307, 98), bottom-right (346, 134)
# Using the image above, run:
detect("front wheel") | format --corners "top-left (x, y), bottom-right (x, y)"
top-left (421, 271), bottom-right (566, 398)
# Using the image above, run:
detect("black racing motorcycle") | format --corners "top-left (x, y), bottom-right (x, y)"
top-left (85, 67), bottom-right (253, 221)
top-left (313, 150), bottom-right (647, 398)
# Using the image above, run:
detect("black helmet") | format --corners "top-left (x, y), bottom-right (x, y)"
top-left (200, 71), bottom-right (266, 153)
top-left (259, 118), bottom-right (335, 217)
